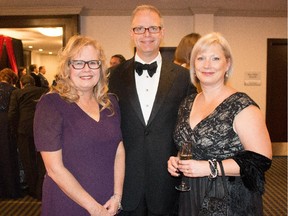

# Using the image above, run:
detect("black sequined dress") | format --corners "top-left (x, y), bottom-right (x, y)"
top-left (174, 92), bottom-right (264, 216)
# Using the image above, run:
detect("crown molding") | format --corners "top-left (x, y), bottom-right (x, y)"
top-left (215, 9), bottom-right (287, 17)
top-left (0, 6), bottom-right (285, 17)
top-left (0, 6), bottom-right (83, 16)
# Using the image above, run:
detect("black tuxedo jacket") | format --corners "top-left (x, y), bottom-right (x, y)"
top-left (109, 57), bottom-right (197, 214)
top-left (8, 85), bottom-right (48, 136)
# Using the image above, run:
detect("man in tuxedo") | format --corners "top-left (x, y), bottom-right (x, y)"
top-left (38, 66), bottom-right (49, 88)
top-left (8, 75), bottom-right (48, 200)
top-left (109, 5), bottom-right (197, 215)
top-left (29, 64), bottom-right (41, 87)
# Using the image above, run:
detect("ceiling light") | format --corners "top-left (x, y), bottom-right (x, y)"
top-left (28, 45), bottom-right (33, 48)
top-left (37, 27), bottom-right (63, 37)
top-left (39, 49), bottom-right (43, 52)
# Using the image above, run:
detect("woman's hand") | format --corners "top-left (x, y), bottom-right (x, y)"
top-left (178, 159), bottom-right (209, 178)
top-left (90, 205), bottom-right (110, 216)
top-left (103, 195), bottom-right (122, 216)
top-left (167, 156), bottom-right (180, 177)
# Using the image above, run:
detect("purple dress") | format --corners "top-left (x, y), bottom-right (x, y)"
top-left (34, 93), bottom-right (122, 216)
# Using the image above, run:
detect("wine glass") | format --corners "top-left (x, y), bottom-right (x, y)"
top-left (175, 141), bottom-right (192, 191)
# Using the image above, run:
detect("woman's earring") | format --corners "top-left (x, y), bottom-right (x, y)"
top-left (225, 72), bottom-right (229, 78)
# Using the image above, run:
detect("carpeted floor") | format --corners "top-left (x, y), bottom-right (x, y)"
top-left (0, 156), bottom-right (287, 216)
top-left (263, 156), bottom-right (287, 216)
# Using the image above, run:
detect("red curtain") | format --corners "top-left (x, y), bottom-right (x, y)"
top-left (0, 35), bottom-right (18, 74)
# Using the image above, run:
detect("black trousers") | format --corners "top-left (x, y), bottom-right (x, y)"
top-left (17, 134), bottom-right (45, 200)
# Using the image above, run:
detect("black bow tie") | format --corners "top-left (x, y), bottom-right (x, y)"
top-left (134, 61), bottom-right (158, 77)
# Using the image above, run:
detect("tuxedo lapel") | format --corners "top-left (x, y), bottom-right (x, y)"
top-left (124, 60), bottom-right (146, 126)
top-left (147, 61), bottom-right (177, 126)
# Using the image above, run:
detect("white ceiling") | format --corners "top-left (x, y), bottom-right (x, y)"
top-left (0, 0), bottom-right (286, 55)
top-left (0, 28), bottom-right (63, 55)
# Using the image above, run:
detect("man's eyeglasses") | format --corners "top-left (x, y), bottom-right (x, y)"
top-left (69, 60), bottom-right (101, 70)
top-left (132, 26), bottom-right (162, 34)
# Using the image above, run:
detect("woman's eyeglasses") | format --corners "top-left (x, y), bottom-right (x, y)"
top-left (69, 60), bottom-right (101, 70)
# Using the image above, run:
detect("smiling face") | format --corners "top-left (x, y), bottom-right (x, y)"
top-left (131, 9), bottom-right (164, 62)
top-left (69, 45), bottom-right (101, 93)
top-left (194, 43), bottom-right (231, 87)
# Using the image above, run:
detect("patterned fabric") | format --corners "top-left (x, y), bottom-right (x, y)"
top-left (174, 92), bottom-right (258, 160)
top-left (0, 82), bottom-right (16, 112)
top-left (173, 92), bottom-right (265, 216)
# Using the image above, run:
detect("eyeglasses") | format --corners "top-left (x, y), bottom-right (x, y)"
top-left (69, 60), bottom-right (101, 70)
top-left (132, 26), bottom-right (162, 34)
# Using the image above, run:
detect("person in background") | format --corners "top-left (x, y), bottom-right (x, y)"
top-left (8, 74), bottom-right (48, 200)
top-left (174, 33), bottom-right (201, 69)
top-left (0, 68), bottom-right (20, 198)
top-left (52, 74), bottom-right (60, 86)
top-left (29, 64), bottom-right (41, 87)
top-left (16, 66), bottom-right (27, 88)
top-left (109, 5), bottom-right (197, 215)
top-left (167, 32), bottom-right (272, 215)
top-left (110, 54), bottom-right (126, 67)
top-left (34, 35), bottom-right (125, 216)
top-left (38, 66), bottom-right (50, 88)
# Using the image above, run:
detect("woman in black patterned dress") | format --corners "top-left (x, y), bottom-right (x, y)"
top-left (167, 32), bottom-right (272, 216)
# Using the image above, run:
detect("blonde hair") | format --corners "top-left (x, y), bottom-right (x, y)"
top-left (131, 5), bottom-right (163, 26)
top-left (190, 32), bottom-right (233, 86)
top-left (52, 35), bottom-right (113, 114)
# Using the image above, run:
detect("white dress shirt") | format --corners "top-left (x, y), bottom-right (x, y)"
top-left (135, 53), bottom-right (162, 125)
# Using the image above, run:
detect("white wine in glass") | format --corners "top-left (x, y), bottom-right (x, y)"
top-left (175, 141), bottom-right (192, 191)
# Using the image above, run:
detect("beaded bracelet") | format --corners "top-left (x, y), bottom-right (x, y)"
top-left (111, 193), bottom-right (122, 212)
top-left (208, 159), bottom-right (218, 179)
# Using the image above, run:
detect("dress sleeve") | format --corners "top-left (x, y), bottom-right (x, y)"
top-left (34, 94), bottom-right (63, 151)
top-left (231, 150), bottom-right (272, 194)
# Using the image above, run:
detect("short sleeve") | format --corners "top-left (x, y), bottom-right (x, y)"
top-left (34, 94), bottom-right (63, 151)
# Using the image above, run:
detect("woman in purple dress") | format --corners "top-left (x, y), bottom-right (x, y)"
top-left (34, 35), bottom-right (125, 216)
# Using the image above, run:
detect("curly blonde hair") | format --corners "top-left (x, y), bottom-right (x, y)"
top-left (51, 35), bottom-right (113, 114)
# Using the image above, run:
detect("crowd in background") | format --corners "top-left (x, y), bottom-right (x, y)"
top-left (0, 65), bottom-right (49, 200)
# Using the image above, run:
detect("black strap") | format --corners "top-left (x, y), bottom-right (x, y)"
top-left (218, 160), bottom-right (228, 195)
top-left (206, 160), bottom-right (228, 196)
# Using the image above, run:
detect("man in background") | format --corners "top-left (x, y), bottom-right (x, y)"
top-left (38, 66), bottom-right (49, 88)
top-left (29, 64), bottom-right (41, 87)
top-left (110, 54), bottom-right (126, 67)
top-left (8, 75), bottom-right (48, 200)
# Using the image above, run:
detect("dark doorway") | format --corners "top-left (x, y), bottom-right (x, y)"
top-left (266, 39), bottom-right (287, 142)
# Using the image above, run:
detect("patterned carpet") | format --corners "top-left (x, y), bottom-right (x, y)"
top-left (0, 157), bottom-right (287, 216)
top-left (263, 156), bottom-right (287, 216)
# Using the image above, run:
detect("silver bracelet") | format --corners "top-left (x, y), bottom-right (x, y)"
top-left (208, 159), bottom-right (218, 179)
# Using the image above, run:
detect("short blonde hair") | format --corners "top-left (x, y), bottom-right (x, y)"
top-left (52, 35), bottom-right (113, 114)
top-left (190, 32), bottom-right (233, 85)
top-left (131, 5), bottom-right (163, 27)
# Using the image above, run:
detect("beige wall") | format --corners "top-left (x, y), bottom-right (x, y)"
top-left (81, 15), bottom-right (287, 115)
top-left (34, 15), bottom-right (286, 115)
top-left (31, 52), bottom-right (59, 85)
